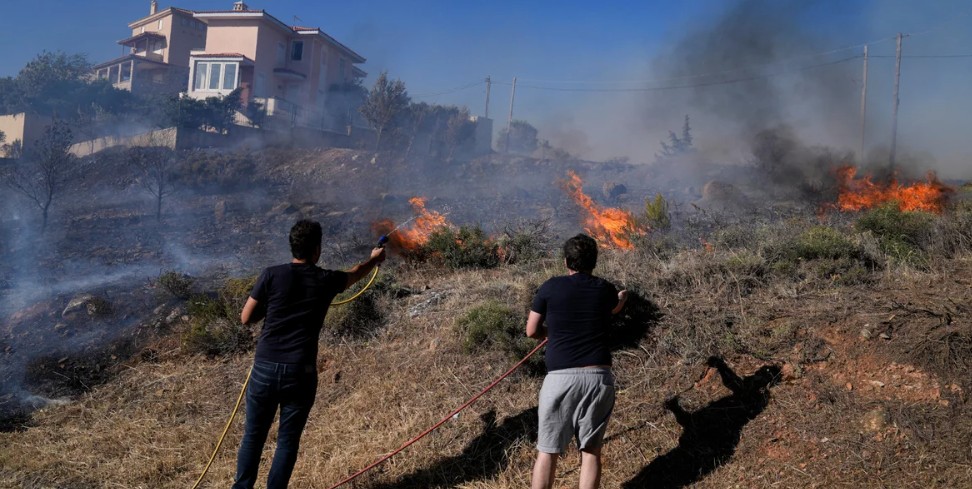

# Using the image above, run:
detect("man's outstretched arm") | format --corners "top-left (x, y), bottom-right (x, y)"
top-left (345, 247), bottom-right (386, 289)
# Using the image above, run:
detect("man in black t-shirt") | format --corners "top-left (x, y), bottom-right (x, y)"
top-left (527, 234), bottom-right (628, 489)
top-left (232, 220), bottom-right (385, 489)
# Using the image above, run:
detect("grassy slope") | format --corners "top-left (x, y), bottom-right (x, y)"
top-left (2, 249), bottom-right (971, 488)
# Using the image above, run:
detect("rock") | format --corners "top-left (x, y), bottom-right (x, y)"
top-left (408, 291), bottom-right (448, 318)
top-left (214, 199), bottom-right (227, 222)
top-left (166, 307), bottom-right (185, 324)
top-left (860, 328), bottom-right (872, 339)
top-left (62, 294), bottom-right (111, 318)
top-left (879, 332), bottom-right (892, 340)
top-left (270, 202), bottom-right (298, 215)
top-left (862, 406), bottom-right (890, 433)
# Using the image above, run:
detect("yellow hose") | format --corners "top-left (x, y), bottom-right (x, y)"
top-left (190, 265), bottom-right (381, 488)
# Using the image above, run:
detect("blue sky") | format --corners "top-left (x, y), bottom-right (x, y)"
top-left (0, 1), bottom-right (970, 173)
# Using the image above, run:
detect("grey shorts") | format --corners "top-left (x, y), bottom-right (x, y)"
top-left (537, 367), bottom-right (616, 454)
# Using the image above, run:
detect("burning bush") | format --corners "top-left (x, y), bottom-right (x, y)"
top-left (455, 300), bottom-right (543, 375)
top-left (420, 226), bottom-right (501, 269)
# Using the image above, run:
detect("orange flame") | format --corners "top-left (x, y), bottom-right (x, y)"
top-left (562, 170), bottom-right (646, 250)
top-left (373, 197), bottom-right (452, 252)
top-left (835, 166), bottom-right (952, 213)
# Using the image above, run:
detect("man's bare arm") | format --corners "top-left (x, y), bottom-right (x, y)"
top-left (241, 297), bottom-right (263, 325)
top-left (345, 247), bottom-right (387, 289)
top-left (526, 311), bottom-right (547, 339)
top-left (611, 290), bottom-right (629, 315)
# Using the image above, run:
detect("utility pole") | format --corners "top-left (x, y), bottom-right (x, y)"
top-left (505, 76), bottom-right (517, 153)
top-left (889, 33), bottom-right (904, 172)
top-left (484, 76), bottom-right (491, 119)
top-left (859, 44), bottom-right (868, 163)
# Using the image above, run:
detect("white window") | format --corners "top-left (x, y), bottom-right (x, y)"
top-left (194, 61), bottom-right (239, 92)
top-left (158, 20), bottom-right (163, 30)
top-left (194, 62), bottom-right (208, 90)
top-left (223, 64), bottom-right (237, 90)
top-left (276, 42), bottom-right (286, 65)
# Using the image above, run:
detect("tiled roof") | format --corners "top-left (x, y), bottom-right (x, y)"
top-left (117, 31), bottom-right (165, 46)
top-left (93, 54), bottom-right (172, 70)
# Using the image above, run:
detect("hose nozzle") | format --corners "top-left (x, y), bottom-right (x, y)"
top-left (377, 235), bottom-right (389, 248)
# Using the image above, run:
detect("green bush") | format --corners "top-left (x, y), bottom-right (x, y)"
top-left (180, 275), bottom-right (258, 356)
top-left (855, 204), bottom-right (935, 266)
top-left (422, 226), bottom-right (500, 269)
top-left (158, 271), bottom-right (193, 299)
top-left (764, 226), bottom-right (876, 281)
top-left (456, 301), bottom-right (542, 374)
top-left (644, 193), bottom-right (672, 230)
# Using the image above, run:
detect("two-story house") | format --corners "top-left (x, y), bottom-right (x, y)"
top-left (187, 1), bottom-right (367, 132)
top-left (93, 1), bottom-right (206, 96)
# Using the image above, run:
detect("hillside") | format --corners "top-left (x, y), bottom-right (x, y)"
top-left (1, 147), bottom-right (971, 488)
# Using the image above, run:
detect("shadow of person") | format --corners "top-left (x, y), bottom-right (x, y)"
top-left (366, 407), bottom-right (538, 489)
top-left (609, 292), bottom-right (663, 351)
top-left (622, 357), bottom-right (782, 489)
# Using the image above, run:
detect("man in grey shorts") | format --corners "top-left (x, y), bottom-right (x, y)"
top-left (527, 234), bottom-right (628, 489)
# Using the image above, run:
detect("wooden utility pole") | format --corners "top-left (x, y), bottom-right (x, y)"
top-left (889, 33), bottom-right (904, 171)
top-left (859, 44), bottom-right (869, 162)
top-left (505, 76), bottom-right (517, 153)
top-left (484, 76), bottom-right (491, 119)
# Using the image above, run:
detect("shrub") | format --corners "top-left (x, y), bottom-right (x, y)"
top-left (324, 284), bottom-right (387, 340)
top-left (181, 275), bottom-right (258, 356)
top-left (644, 193), bottom-right (672, 230)
top-left (422, 226), bottom-right (500, 269)
top-left (855, 204), bottom-right (935, 266)
top-left (764, 226), bottom-right (876, 282)
top-left (158, 271), bottom-right (193, 299)
top-left (456, 301), bottom-right (543, 374)
top-left (496, 220), bottom-right (549, 265)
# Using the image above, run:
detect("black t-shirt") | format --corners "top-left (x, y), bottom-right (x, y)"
top-left (250, 263), bottom-right (348, 365)
top-left (531, 273), bottom-right (619, 372)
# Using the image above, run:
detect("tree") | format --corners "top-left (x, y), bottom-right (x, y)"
top-left (203, 87), bottom-right (243, 134)
top-left (497, 120), bottom-right (539, 154)
top-left (359, 71), bottom-right (410, 150)
top-left (6, 119), bottom-right (75, 230)
top-left (444, 107), bottom-right (476, 161)
top-left (656, 115), bottom-right (694, 161)
top-left (129, 144), bottom-right (176, 221)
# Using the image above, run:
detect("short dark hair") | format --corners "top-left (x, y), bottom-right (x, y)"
top-left (289, 219), bottom-right (322, 260)
top-left (563, 234), bottom-right (598, 272)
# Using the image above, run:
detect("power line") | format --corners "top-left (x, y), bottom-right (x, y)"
top-left (870, 54), bottom-right (972, 58)
top-left (494, 55), bottom-right (862, 93)
top-left (410, 80), bottom-right (484, 99)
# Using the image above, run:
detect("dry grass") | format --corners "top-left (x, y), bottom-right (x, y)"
top-left (3, 215), bottom-right (972, 488)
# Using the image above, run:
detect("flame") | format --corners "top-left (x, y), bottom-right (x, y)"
top-left (562, 170), bottom-right (646, 250)
top-left (373, 197), bottom-right (452, 252)
top-left (835, 166), bottom-right (952, 213)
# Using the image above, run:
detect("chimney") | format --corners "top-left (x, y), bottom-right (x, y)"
top-left (150, 0), bottom-right (158, 15)
top-left (232, 1), bottom-right (249, 11)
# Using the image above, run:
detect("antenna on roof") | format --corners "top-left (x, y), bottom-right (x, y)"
top-left (293, 15), bottom-right (303, 26)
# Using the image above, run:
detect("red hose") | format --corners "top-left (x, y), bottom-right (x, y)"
top-left (325, 338), bottom-right (548, 489)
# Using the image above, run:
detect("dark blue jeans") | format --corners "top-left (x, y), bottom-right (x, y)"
top-left (232, 360), bottom-right (318, 489)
